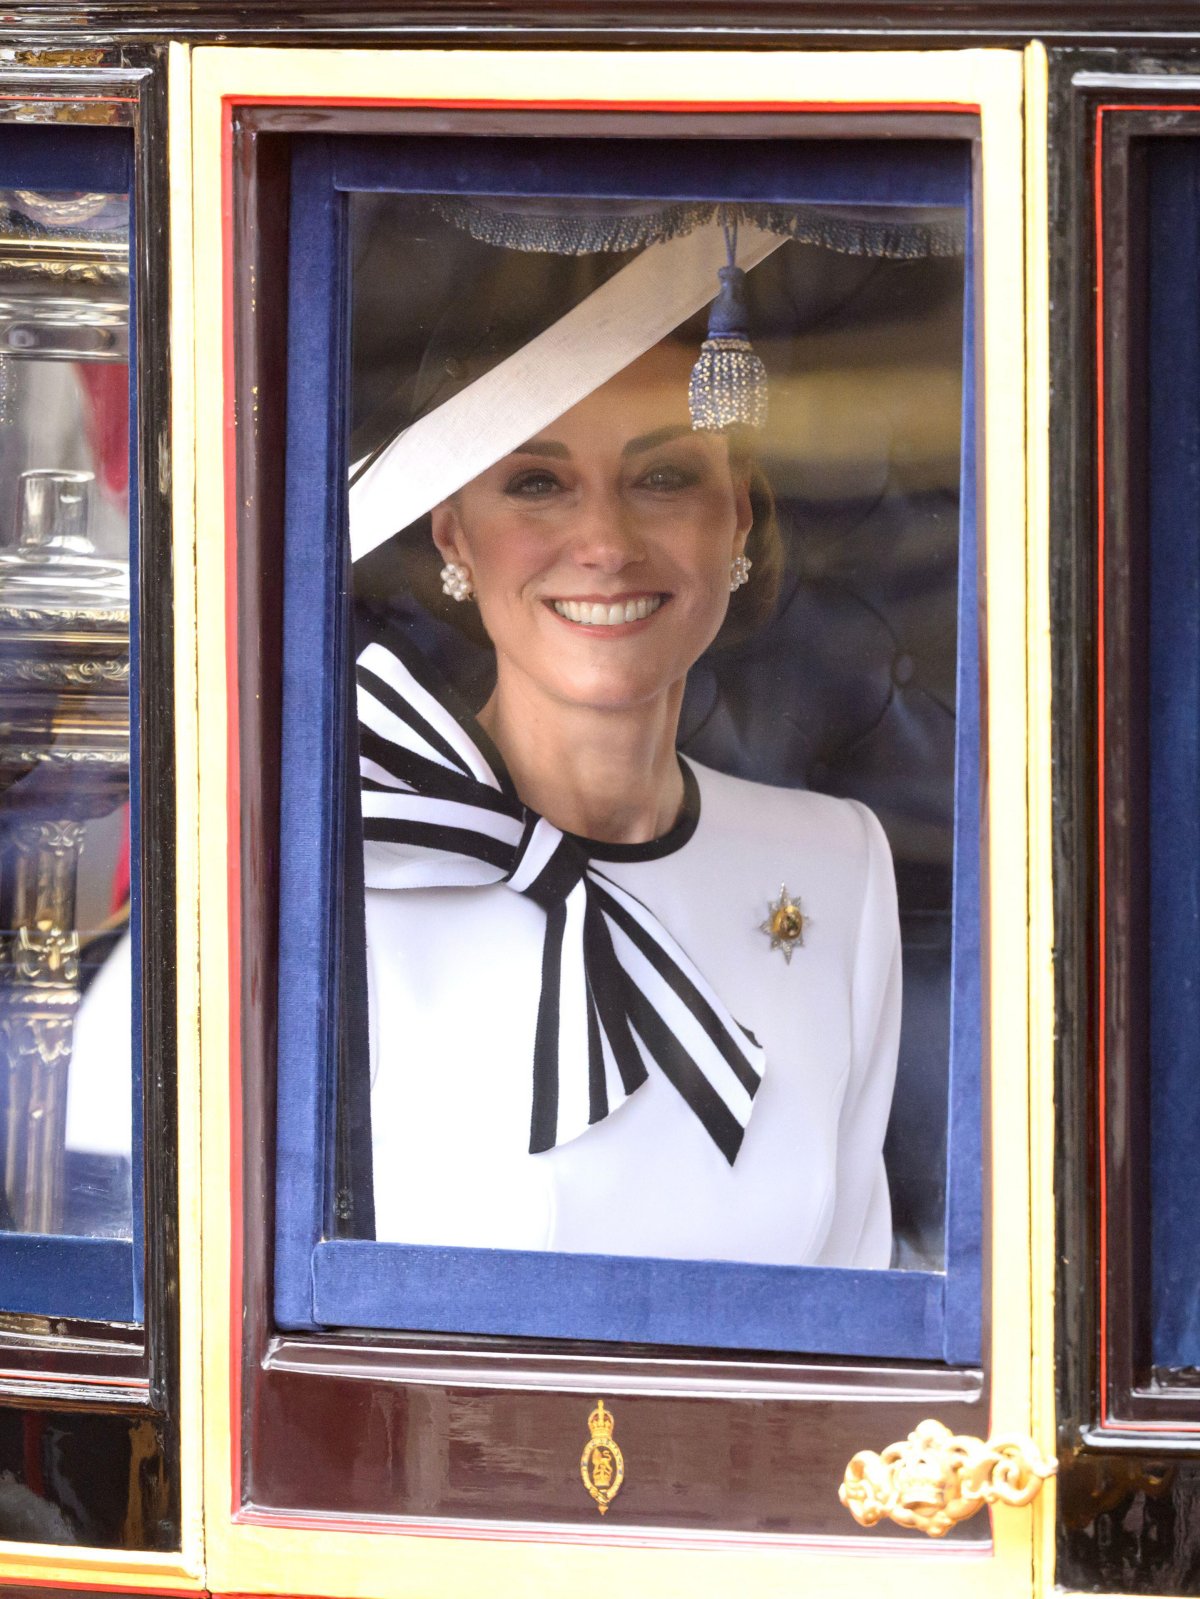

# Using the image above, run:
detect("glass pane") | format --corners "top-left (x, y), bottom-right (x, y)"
top-left (337, 183), bottom-right (967, 1281)
top-left (0, 185), bottom-right (132, 1241)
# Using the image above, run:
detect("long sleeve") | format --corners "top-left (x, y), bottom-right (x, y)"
top-left (813, 798), bottom-right (902, 1269)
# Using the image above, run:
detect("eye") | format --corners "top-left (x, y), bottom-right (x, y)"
top-left (638, 461), bottom-right (700, 493)
top-left (504, 468), bottom-right (563, 499)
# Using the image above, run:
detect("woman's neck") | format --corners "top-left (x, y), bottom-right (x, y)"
top-left (478, 671), bottom-right (686, 845)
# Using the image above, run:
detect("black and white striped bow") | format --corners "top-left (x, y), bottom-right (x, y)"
top-left (356, 635), bottom-right (764, 1163)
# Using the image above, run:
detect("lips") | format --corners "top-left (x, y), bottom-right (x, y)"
top-left (551, 595), bottom-right (664, 627)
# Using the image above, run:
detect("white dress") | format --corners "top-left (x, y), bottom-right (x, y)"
top-left (64, 930), bottom-right (133, 1159)
top-left (366, 759), bottom-right (902, 1269)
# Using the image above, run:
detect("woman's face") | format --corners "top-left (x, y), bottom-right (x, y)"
top-left (431, 342), bottom-right (753, 715)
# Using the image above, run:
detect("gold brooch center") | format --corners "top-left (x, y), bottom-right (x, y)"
top-left (761, 885), bottom-right (807, 962)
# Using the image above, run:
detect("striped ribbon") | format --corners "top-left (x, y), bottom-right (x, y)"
top-left (357, 635), bottom-right (765, 1163)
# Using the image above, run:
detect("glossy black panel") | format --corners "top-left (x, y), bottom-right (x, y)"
top-left (1059, 1456), bottom-right (1200, 1594)
top-left (1051, 46), bottom-right (1200, 1599)
top-left (6, 1), bottom-right (1200, 47)
top-left (0, 1406), bottom-right (173, 1547)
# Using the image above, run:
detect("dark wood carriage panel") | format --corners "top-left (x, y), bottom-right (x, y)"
top-left (20, 1), bottom-right (1200, 49)
top-left (1058, 73), bottom-right (1200, 1442)
top-left (1050, 47), bottom-right (1200, 1598)
top-left (0, 47), bottom-right (182, 1551)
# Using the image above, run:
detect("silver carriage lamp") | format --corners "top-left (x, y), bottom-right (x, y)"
top-left (0, 467), bottom-right (129, 1234)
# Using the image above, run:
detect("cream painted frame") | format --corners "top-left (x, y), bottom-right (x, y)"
top-left (182, 43), bottom-right (1045, 1599)
top-left (1023, 39), bottom-right (1058, 1599)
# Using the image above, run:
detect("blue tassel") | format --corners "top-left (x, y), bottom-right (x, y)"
top-left (689, 256), bottom-right (768, 433)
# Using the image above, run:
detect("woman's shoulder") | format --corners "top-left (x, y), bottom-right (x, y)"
top-left (676, 761), bottom-right (898, 961)
top-left (684, 757), bottom-right (889, 864)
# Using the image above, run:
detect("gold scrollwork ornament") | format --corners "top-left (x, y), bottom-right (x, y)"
top-left (580, 1400), bottom-right (624, 1515)
top-left (839, 1419), bottom-right (1058, 1538)
top-left (15, 924), bottom-right (79, 985)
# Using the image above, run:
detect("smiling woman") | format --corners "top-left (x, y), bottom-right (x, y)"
top-left (431, 343), bottom-right (755, 843)
top-left (353, 304), bottom-right (903, 1267)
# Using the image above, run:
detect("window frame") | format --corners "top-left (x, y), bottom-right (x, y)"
top-left (0, 46), bottom-right (193, 1586)
top-left (188, 42), bottom-right (1040, 1595)
top-left (1044, 46), bottom-right (1200, 1599)
top-left (1083, 79), bottom-right (1200, 1439)
top-left (0, 118), bottom-right (140, 1326)
top-left (272, 124), bottom-right (983, 1364)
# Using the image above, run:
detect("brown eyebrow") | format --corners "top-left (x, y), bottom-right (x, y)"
top-left (508, 424), bottom-right (693, 463)
top-left (510, 437), bottom-right (570, 459)
top-left (622, 425), bottom-right (691, 457)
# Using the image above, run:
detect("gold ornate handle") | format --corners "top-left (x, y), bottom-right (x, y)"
top-left (839, 1419), bottom-right (1057, 1538)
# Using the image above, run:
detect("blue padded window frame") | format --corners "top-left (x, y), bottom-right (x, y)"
top-left (942, 202), bottom-right (982, 1366)
top-left (0, 124), bottom-right (139, 1326)
top-left (3, 1235), bottom-right (135, 1321)
top-left (275, 131), bottom-right (982, 1361)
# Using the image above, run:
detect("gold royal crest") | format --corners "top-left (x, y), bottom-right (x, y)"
top-left (580, 1399), bottom-right (624, 1514)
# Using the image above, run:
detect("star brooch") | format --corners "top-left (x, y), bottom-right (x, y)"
top-left (761, 885), bottom-right (808, 963)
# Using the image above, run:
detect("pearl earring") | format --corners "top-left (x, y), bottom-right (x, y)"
top-left (440, 562), bottom-right (474, 602)
top-left (730, 554), bottom-right (752, 592)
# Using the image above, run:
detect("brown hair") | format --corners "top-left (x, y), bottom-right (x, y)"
top-left (715, 444), bottom-right (783, 649)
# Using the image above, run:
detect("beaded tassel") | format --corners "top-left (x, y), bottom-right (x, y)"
top-left (689, 220), bottom-right (768, 433)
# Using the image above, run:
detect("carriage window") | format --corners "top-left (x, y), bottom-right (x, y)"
top-left (273, 132), bottom-right (982, 1362)
top-left (0, 127), bottom-right (138, 1322)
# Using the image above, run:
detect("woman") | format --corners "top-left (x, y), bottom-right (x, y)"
top-left (358, 333), bottom-right (902, 1270)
